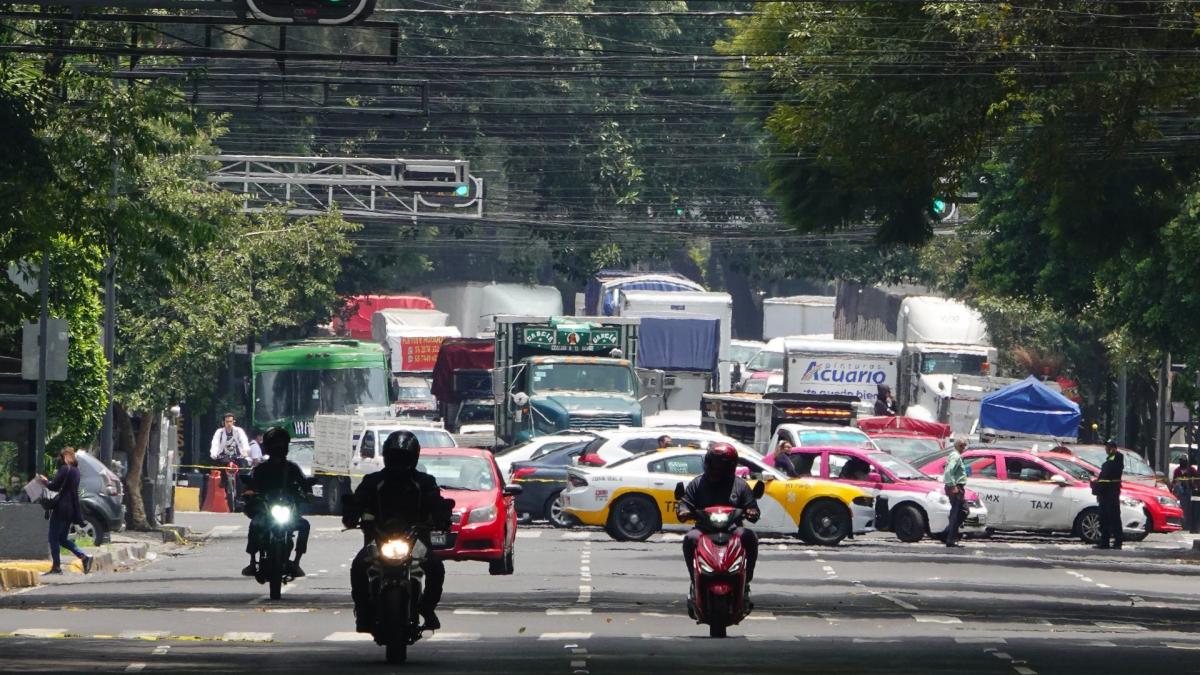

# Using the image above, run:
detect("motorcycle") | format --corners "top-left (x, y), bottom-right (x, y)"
top-left (365, 519), bottom-right (454, 664)
top-left (675, 480), bottom-right (766, 638)
top-left (253, 495), bottom-right (300, 600)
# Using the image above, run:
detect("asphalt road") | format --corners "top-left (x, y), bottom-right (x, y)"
top-left (3, 512), bottom-right (1200, 674)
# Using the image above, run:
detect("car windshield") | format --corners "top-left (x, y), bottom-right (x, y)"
top-left (458, 403), bottom-right (493, 424)
top-left (872, 436), bottom-right (942, 463)
top-left (374, 429), bottom-right (455, 448)
top-left (1041, 456), bottom-right (1095, 481)
top-left (797, 429), bottom-right (872, 449)
top-left (746, 349), bottom-right (783, 373)
top-left (1070, 447), bottom-right (1155, 477)
top-left (529, 363), bottom-right (635, 395)
top-left (742, 377), bottom-right (768, 394)
top-left (256, 367), bottom-right (389, 422)
top-left (396, 386), bottom-right (432, 400)
top-left (918, 352), bottom-right (989, 375)
top-left (729, 344), bottom-right (762, 365)
top-left (418, 455), bottom-right (496, 491)
top-left (868, 452), bottom-right (930, 481)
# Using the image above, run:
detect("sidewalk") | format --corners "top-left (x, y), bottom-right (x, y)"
top-left (0, 527), bottom-right (189, 591)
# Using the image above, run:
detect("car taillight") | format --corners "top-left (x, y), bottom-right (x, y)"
top-left (511, 467), bottom-right (537, 480)
top-left (568, 474), bottom-right (588, 488)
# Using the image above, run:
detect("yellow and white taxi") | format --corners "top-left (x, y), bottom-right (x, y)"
top-left (562, 448), bottom-right (876, 545)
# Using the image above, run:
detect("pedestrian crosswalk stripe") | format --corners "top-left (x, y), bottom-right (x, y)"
top-left (912, 614), bottom-right (962, 624)
top-left (222, 632), bottom-right (273, 642)
top-left (323, 632), bottom-right (372, 642)
top-left (184, 607), bottom-right (226, 613)
top-left (538, 632), bottom-right (593, 640)
top-left (547, 608), bottom-right (592, 615)
top-left (428, 632), bottom-right (482, 642)
top-left (516, 531), bottom-right (542, 539)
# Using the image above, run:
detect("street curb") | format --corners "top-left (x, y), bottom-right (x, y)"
top-left (0, 567), bottom-right (39, 591)
top-left (0, 541), bottom-right (153, 588)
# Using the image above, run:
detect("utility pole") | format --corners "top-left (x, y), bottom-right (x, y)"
top-left (1116, 365), bottom-right (1128, 448)
top-left (1157, 353), bottom-right (1171, 474)
top-left (35, 247), bottom-right (50, 466)
top-left (99, 64), bottom-right (121, 467)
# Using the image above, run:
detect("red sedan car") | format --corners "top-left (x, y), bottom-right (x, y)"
top-left (419, 447), bottom-right (521, 575)
top-left (1036, 448), bottom-right (1183, 539)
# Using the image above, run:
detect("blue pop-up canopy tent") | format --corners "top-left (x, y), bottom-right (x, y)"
top-left (979, 376), bottom-right (1081, 438)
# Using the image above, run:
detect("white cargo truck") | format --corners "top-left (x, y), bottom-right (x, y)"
top-left (371, 309), bottom-right (461, 375)
top-left (616, 289), bottom-right (734, 391)
top-left (782, 339), bottom-right (904, 416)
top-left (424, 282), bottom-right (563, 338)
top-left (762, 295), bottom-right (835, 340)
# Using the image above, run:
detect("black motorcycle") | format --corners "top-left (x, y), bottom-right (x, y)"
top-left (255, 496), bottom-right (300, 600)
top-left (367, 519), bottom-right (444, 664)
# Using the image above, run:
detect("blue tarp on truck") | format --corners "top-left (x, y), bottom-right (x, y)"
top-left (637, 316), bottom-right (719, 376)
top-left (584, 270), bottom-right (705, 316)
top-left (979, 376), bottom-right (1081, 438)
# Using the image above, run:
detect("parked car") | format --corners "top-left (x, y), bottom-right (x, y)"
top-left (494, 433), bottom-right (594, 477)
top-left (916, 449), bottom-right (1146, 543)
top-left (781, 446), bottom-right (987, 542)
top-left (563, 448), bottom-right (875, 544)
top-left (75, 450), bottom-right (125, 544)
top-left (418, 447), bottom-right (521, 575)
top-left (510, 441), bottom-right (593, 527)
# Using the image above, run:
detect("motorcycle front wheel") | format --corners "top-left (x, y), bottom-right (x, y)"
top-left (382, 586), bottom-right (411, 664)
top-left (707, 594), bottom-right (730, 638)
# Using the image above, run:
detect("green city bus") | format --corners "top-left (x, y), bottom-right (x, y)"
top-left (251, 339), bottom-right (391, 438)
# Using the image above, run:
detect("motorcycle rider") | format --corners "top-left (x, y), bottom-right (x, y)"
top-left (676, 443), bottom-right (760, 591)
top-left (241, 427), bottom-right (311, 578)
top-left (345, 431), bottom-right (453, 633)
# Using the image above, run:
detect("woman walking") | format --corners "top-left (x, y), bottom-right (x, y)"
top-left (37, 448), bottom-right (94, 575)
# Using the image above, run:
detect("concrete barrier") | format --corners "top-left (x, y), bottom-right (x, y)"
top-left (0, 503), bottom-right (50, 560)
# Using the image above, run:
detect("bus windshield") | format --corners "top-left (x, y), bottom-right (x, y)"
top-left (919, 352), bottom-right (989, 375)
top-left (255, 367), bottom-right (389, 423)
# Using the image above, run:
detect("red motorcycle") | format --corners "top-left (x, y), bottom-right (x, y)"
top-left (675, 480), bottom-right (765, 638)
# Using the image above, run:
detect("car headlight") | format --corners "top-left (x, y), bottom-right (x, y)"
top-left (270, 505), bottom-right (292, 524)
top-left (380, 539), bottom-right (411, 560)
top-left (467, 505), bottom-right (497, 524)
top-left (928, 491), bottom-right (950, 506)
top-left (1158, 495), bottom-right (1180, 507)
top-left (1121, 497), bottom-right (1142, 508)
top-left (852, 496), bottom-right (874, 507)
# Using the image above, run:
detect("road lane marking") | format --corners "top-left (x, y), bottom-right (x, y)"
top-left (747, 635), bottom-right (798, 642)
top-left (548, 608), bottom-right (592, 615)
top-left (1013, 667), bottom-right (1037, 675)
top-left (853, 638), bottom-right (900, 643)
top-left (993, 652), bottom-right (1013, 660)
top-left (640, 633), bottom-right (684, 641)
top-left (222, 632), bottom-right (273, 642)
top-left (265, 608), bottom-right (310, 613)
top-left (454, 609), bottom-right (499, 615)
top-left (870, 591), bottom-right (918, 611)
top-left (562, 532), bottom-right (593, 540)
top-left (1084, 641), bottom-right (1117, 647)
top-left (124, 664), bottom-right (146, 672)
top-left (428, 632), bottom-right (481, 642)
top-left (152, 646), bottom-right (170, 656)
top-left (517, 531), bottom-right (542, 539)
top-left (118, 630), bottom-right (169, 640)
top-left (539, 632), bottom-right (593, 640)
top-left (184, 608), bottom-right (226, 613)
top-left (1164, 642), bottom-right (1200, 650)
top-left (640, 612), bottom-right (675, 618)
top-left (745, 613), bottom-right (776, 621)
top-left (1093, 622), bottom-right (1146, 631)
top-left (956, 638), bottom-right (1007, 644)
top-left (324, 632), bottom-right (373, 642)
top-left (912, 614), bottom-right (962, 624)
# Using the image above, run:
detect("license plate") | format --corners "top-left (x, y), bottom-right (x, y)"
top-left (311, 485), bottom-right (323, 497)
top-left (431, 532), bottom-right (448, 547)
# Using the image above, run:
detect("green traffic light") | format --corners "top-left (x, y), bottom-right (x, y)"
top-left (675, 207), bottom-right (684, 216)
top-left (932, 199), bottom-right (947, 215)
top-left (454, 184), bottom-right (470, 197)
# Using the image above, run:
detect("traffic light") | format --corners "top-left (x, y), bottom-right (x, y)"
top-left (929, 198), bottom-right (957, 222)
top-left (238, 0), bottom-right (376, 25)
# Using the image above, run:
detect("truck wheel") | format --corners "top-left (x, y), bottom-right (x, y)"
top-left (606, 495), bottom-right (661, 542)
top-left (892, 504), bottom-right (926, 543)
top-left (799, 499), bottom-right (850, 546)
top-left (1075, 508), bottom-right (1102, 544)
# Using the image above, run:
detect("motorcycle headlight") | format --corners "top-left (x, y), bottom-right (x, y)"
top-left (380, 539), bottom-right (411, 560)
top-left (270, 505), bottom-right (293, 524)
top-left (928, 491), bottom-right (950, 506)
top-left (467, 505), bottom-right (497, 524)
top-left (708, 511), bottom-right (731, 527)
top-left (1121, 497), bottom-right (1142, 509)
top-left (1158, 495), bottom-right (1180, 507)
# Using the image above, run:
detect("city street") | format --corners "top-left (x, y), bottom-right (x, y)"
top-left (3, 513), bottom-right (1200, 673)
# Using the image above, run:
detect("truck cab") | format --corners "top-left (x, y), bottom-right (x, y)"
top-left (506, 355), bottom-right (642, 444)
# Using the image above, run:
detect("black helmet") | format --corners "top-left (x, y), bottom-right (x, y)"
top-left (703, 442), bottom-right (739, 481)
top-left (263, 427), bottom-right (290, 458)
top-left (382, 430), bottom-right (421, 470)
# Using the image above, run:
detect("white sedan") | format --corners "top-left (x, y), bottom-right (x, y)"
top-left (920, 449), bottom-right (1145, 543)
top-left (562, 448), bottom-right (876, 544)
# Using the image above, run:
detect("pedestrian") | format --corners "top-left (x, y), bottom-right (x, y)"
top-left (656, 434), bottom-right (673, 451)
top-left (248, 429), bottom-right (265, 467)
top-left (940, 437), bottom-right (969, 547)
top-left (767, 438), bottom-right (798, 477)
top-left (874, 385), bottom-right (898, 416)
top-left (1092, 439), bottom-right (1124, 550)
top-left (36, 448), bottom-right (94, 575)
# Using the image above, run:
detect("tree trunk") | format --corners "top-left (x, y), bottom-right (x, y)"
top-left (124, 408), bottom-right (155, 530)
top-left (717, 250), bottom-right (762, 341)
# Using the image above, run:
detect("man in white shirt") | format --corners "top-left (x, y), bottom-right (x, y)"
top-left (247, 430), bottom-right (265, 466)
top-left (210, 414), bottom-right (251, 463)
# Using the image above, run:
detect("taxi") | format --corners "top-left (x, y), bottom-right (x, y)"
top-left (918, 449), bottom-right (1146, 543)
top-left (562, 448), bottom-right (876, 545)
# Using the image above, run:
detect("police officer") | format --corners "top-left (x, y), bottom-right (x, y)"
top-left (345, 431), bottom-right (453, 632)
top-left (1094, 439), bottom-right (1125, 550)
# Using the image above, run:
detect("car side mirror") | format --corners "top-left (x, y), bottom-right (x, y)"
top-left (1051, 474), bottom-right (1067, 485)
top-left (867, 471), bottom-right (883, 483)
top-left (674, 482), bottom-right (686, 500)
top-left (502, 484), bottom-right (523, 496)
top-left (751, 480), bottom-right (766, 499)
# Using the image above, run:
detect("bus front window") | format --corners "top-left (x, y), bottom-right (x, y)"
top-left (256, 368), bottom-right (389, 422)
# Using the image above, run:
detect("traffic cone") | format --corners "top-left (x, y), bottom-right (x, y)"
top-left (202, 470), bottom-right (229, 513)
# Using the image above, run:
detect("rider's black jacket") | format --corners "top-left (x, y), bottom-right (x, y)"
top-left (681, 475), bottom-right (758, 514)
top-left (352, 467), bottom-right (454, 543)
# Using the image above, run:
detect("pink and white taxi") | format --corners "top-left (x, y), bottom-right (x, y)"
top-left (777, 446), bottom-right (988, 542)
